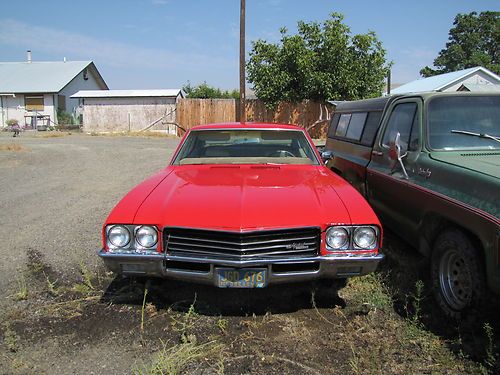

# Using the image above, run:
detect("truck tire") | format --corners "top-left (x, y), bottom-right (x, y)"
top-left (430, 229), bottom-right (486, 318)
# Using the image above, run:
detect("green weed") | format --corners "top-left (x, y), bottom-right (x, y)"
top-left (79, 261), bottom-right (94, 290)
top-left (13, 275), bottom-right (28, 301)
top-left (3, 323), bottom-right (19, 352)
top-left (45, 274), bottom-right (59, 297)
top-left (215, 318), bottom-right (228, 334)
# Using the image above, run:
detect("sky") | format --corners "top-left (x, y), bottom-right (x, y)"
top-left (0, 0), bottom-right (497, 90)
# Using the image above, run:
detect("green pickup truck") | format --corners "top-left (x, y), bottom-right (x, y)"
top-left (323, 92), bottom-right (499, 317)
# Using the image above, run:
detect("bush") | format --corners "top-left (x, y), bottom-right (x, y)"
top-left (57, 110), bottom-right (74, 125)
top-left (6, 119), bottom-right (19, 127)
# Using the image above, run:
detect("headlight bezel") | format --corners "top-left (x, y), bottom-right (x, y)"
top-left (326, 226), bottom-right (350, 250)
top-left (325, 225), bottom-right (379, 252)
top-left (135, 225), bottom-right (158, 249)
top-left (107, 225), bottom-right (131, 249)
top-left (353, 226), bottom-right (378, 250)
top-left (105, 224), bottom-right (159, 252)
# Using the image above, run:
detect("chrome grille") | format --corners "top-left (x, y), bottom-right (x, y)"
top-left (164, 227), bottom-right (320, 259)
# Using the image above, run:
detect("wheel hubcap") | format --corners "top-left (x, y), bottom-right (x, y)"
top-left (438, 249), bottom-right (472, 311)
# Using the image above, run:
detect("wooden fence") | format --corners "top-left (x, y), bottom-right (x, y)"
top-left (177, 99), bottom-right (333, 138)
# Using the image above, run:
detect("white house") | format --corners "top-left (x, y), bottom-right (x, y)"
top-left (0, 54), bottom-right (108, 128)
top-left (391, 66), bottom-right (500, 94)
top-left (71, 89), bottom-right (184, 134)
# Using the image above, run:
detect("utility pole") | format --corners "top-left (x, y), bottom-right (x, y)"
top-left (239, 0), bottom-right (246, 122)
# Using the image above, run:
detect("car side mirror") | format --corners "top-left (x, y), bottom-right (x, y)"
top-left (388, 132), bottom-right (409, 179)
top-left (321, 151), bottom-right (334, 162)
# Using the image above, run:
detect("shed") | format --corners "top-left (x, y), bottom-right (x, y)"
top-left (391, 66), bottom-right (500, 95)
top-left (71, 89), bottom-right (184, 134)
top-left (0, 54), bottom-right (107, 128)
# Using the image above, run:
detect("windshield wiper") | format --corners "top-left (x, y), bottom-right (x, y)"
top-left (451, 130), bottom-right (500, 143)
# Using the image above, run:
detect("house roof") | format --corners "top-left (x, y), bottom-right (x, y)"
top-left (71, 89), bottom-right (184, 99)
top-left (391, 66), bottom-right (500, 94)
top-left (0, 61), bottom-right (108, 94)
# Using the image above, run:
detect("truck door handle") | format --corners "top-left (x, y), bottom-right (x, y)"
top-left (372, 151), bottom-right (383, 156)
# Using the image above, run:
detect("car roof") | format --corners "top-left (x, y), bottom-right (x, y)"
top-left (190, 122), bottom-right (305, 131)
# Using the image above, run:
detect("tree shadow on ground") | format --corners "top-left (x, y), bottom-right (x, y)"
top-left (101, 276), bottom-right (346, 317)
top-left (380, 229), bottom-right (500, 371)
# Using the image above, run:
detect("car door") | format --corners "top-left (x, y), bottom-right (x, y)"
top-left (366, 98), bottom-right (425, 243)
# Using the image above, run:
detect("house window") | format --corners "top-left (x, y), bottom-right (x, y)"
top-left (25, 95), bottom-right (44, 111)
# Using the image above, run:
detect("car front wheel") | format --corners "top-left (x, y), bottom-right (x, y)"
top-left (430, 229), bottom-right (486, 318)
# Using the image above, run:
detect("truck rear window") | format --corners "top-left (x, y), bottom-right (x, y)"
top-left (328, 111), bottom-right (382, 146)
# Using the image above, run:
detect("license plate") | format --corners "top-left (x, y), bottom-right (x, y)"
top-left (216, 268), bottom-right (267, 288)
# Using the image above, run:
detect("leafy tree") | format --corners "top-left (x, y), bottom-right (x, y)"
top-left (246, 13), bottom-right (390, 108)
top-left (182, 82), bottom-right (240, 99)
top-left (420, 11), bottom-right (499, 77)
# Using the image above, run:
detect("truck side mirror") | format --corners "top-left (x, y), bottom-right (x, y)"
top-left (389, 132), bottom-right (409, 179)
top-left (389, 132), bottom-right (408, 161)
top-left (321, 151), bottom-right (334, 162)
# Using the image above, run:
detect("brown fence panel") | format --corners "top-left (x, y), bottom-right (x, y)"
top-left (177, 98), bottom-right (332, 138)
top-left (177, 99), bottom-right (238, 136)
top-left (245, 100), bottom-right (332, 139)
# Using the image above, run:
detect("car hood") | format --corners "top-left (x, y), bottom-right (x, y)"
top-left (123, 165), bottom-right (367, 231)
top-left (430, 152), bottom-right (500, 179)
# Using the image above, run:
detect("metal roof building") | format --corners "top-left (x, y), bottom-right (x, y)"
top-left (391, 66), bottom-right (500, 94)
top-left (0, 58), bottom-right (108, 128)
top-left (71, 89), bottom-right (184, 134)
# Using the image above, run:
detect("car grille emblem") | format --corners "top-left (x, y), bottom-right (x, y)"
top-left (286, 243), bottom-right (309, 250)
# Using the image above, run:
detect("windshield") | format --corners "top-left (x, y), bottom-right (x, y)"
top-left (428, 96), bottom-right (500, 150)
top-left (172, 129), bottom-right (319, 165)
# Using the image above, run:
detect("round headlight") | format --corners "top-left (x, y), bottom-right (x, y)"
top-left (353, 227), bottom-right (377, 249)
top-left (108, 225), bottom-right (130, 248)
top-left (326, 227), bottom-right (349, 250)
top-left (136, 226), bottom-right (158, 248)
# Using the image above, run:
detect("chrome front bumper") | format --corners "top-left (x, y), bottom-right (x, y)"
top-left (99, 250), bottom-right (384, 286)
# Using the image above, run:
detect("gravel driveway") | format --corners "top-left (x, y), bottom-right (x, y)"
top-left (0, 132), bottom-right (179, 308)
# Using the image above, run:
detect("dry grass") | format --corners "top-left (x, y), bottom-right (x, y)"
top-left (89, 131), bottom-right (177, 138)
top-left (0, 143), bottom-right (27, 152)
top-left (133, 340), bottom-right (226, 375)
top-left (37, 132), bottom-right (69, 138)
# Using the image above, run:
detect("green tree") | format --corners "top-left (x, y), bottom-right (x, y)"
top-left (182, 82), bottom-right (240, 99)
top-left (246, 13), bottom-right (390, 108)
top-left (420, 11), bottom-right (499, 77)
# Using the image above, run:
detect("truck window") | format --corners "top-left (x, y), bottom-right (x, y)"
top-left (335, 114), bottom-right (351, 137)
top-left (360, 111), bottom-right (383, 146)
top-left (327, 113), bottom-right (341, 138)
top-left (428, 96), bottom-right (500, 150)
top-left (381, 103), bottom-right (417, 148)
top-left (346, 112), bottom-right (368, 141)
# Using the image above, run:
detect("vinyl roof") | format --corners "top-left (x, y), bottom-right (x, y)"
top-left (391, 66), bottom-right (500, 94)
top-left (71, 89), bottom-right (184, 98)
top-left (0, 61), bottom-right (107, 93)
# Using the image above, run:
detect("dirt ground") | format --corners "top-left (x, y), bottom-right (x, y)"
top-left (0, 131), bottom-right (499, 375)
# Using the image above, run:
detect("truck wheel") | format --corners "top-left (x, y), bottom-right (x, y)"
top-left (430, 229), bottom-right (486, 318)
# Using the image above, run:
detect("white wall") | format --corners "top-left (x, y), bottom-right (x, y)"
top-left (59, 68), bottom-right (105, 116)
top-left (443, 71), bottom-right (499, 91)
top-left (82, 97), bottom-right (178, 133)
top-left (0, 93), bottom-right (55, 127)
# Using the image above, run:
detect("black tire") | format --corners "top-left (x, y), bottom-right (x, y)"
top-left (430, 228), bottom-right (486, 319)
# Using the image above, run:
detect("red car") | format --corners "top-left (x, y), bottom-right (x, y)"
top-left (99, 123), bottom-right (384, 288)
